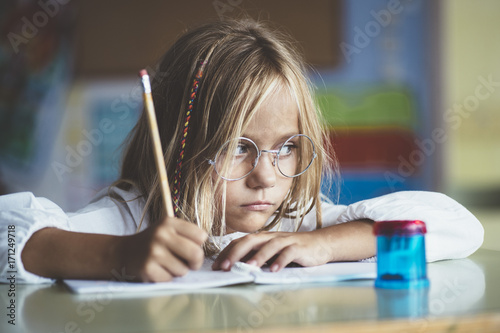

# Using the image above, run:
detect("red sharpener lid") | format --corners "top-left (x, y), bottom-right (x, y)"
top-left (373, 220), bottom-right (427, 236)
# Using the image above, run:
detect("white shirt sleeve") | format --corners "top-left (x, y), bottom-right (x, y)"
top-left (0, 187), bottom-right (146, 284)
top-left (215, 191), bottom-right (484, 263)
top-left (0, 192), bottom-right (70, 284)
top-left (329, 191), bottom-right (484, 262)
top-left (67, 187), bottom-right (147, 235)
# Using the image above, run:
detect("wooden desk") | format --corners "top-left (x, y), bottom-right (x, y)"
top-left (1, 249), bottom-right (500, 333)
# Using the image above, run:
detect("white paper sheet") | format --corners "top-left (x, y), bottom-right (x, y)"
top-left (64, 262), bottom-right (376, 294)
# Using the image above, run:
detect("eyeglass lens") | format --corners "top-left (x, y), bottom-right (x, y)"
top-left (213, 134), bottom-right (315, 180)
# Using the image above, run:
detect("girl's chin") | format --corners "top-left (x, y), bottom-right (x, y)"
top-left (225, 212), bottom-right (274, 234)
top-left (226, 223), bottom-right (267, 234)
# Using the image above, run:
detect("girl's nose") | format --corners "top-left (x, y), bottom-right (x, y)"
top-left (246, 154), bottom-right (276, 189)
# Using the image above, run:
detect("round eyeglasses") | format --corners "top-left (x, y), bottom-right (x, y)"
top-left (208, 134), bottom-right (317, 181)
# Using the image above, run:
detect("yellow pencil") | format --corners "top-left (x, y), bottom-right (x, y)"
top-left (139, 69), bottom-right (175, 218)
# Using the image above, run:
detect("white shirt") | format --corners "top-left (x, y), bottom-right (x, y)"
top-left (0, 188), bottom-right (484, 284)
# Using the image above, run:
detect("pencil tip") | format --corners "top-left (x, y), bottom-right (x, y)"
top-left (139, 69), bottom-right (148, 77)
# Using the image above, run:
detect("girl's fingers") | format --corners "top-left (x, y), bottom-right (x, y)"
top-left (139, 261), bottom-right (174, 282)
top-left (165, 233), bottom-right (205, 270)
top-left (212, 236), bottom-right (261, 270)
top-left (170, 218), bottom-right (208, 245)
top-left (140, 243), bottom-right (192, 282)
top-left (246, 237), bottom-right (296, 268)
top-left (213, 233), bottom-right (316, 272)
top-left (154, 219), bottom-right (206, 270)
top-left (212, 242), bottom-right (239, 270)
top-left (155, 247), bottom-right (191, 277)
top-left (262, 245), bottom-right (298, 272)
top-left (128, 218), bottom-right (207, 282)
top-left (213, 233), bottom-right (285, 270)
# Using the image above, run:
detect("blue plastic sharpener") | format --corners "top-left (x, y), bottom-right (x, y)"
top-left (374, 220), bottom-right (429, 289)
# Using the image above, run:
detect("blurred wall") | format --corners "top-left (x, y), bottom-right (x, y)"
top-left (443, 0), bottom-right (500, 206)
top-left (73, 0), bottom-right (342, 77)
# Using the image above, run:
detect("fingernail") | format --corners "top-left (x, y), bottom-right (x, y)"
top-left (221, 259), bottom-right (230, 270)
top-left (270, 264), bottom-right (279, 272)
top-left (247, 259), bottom-right (257, 266)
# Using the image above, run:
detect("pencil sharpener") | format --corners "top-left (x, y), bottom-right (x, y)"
top-left (373, 220), bottom-right (429, 289)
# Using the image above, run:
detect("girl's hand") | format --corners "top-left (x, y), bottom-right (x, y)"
top-left (212, 220), bottom-right (375, 273)
top-left (212, 230), bottom-right (333, 273)
top-left (121, 217), bottom-right (208, 282)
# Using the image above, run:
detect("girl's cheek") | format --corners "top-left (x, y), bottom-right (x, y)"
top-left (281, 178), bottom-right (295, 200)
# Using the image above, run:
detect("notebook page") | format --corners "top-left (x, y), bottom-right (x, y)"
top-left (253, 262), bottom-right (376, 285)
top-left (64, 264), bottom-right (253, 294)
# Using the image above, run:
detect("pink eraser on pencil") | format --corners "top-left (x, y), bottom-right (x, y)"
top-left (139, 69), bottom-right (148, 77)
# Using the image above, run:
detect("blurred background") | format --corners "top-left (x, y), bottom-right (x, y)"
top-left (0, 0), bottom-right (498, 249)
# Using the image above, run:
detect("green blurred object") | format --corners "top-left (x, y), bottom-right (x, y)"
top-left (315, 88), bottom-right (417, 129)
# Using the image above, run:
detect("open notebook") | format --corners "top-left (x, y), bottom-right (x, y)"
top-left (64, 261), bottom-right (376, 294)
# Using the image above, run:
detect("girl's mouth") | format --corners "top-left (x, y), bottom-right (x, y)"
top-left (241, 201), bottom-right (273, 211)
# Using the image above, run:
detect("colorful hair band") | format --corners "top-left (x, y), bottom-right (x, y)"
top-left (172, 60), bottom-right (207, 216)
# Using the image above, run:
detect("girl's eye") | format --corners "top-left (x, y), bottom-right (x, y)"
top-left (279, 143), bottom-right (296, 156)
top-left (235, 143), bottom-right (250, 156)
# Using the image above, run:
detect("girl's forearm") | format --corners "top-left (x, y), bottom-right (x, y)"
top-left (314, 219), bottom-right (376, 262)
top-left (21, 228), bottom-right (126, 280)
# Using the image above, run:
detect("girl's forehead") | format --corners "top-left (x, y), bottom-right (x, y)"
top-left (243, 88), bottom-right (300, 143)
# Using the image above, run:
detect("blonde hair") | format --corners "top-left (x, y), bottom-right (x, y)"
top-left (117, 19), bottom-right (337, 256)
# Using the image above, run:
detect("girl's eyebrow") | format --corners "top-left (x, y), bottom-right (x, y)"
top-left (241, 132), bottom-right (301, 141)
top-left (241, 133), bottom-right (301, 144)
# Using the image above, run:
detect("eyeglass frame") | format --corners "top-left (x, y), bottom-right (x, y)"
top-left (207, 134), bottom-right (317, 181)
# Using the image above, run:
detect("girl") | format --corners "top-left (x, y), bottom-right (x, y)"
top-left (1, 19), bottom-right (483, 284)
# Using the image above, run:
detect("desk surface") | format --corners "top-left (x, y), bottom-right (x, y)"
top-left (2, 249), bottom-right (500, 333)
